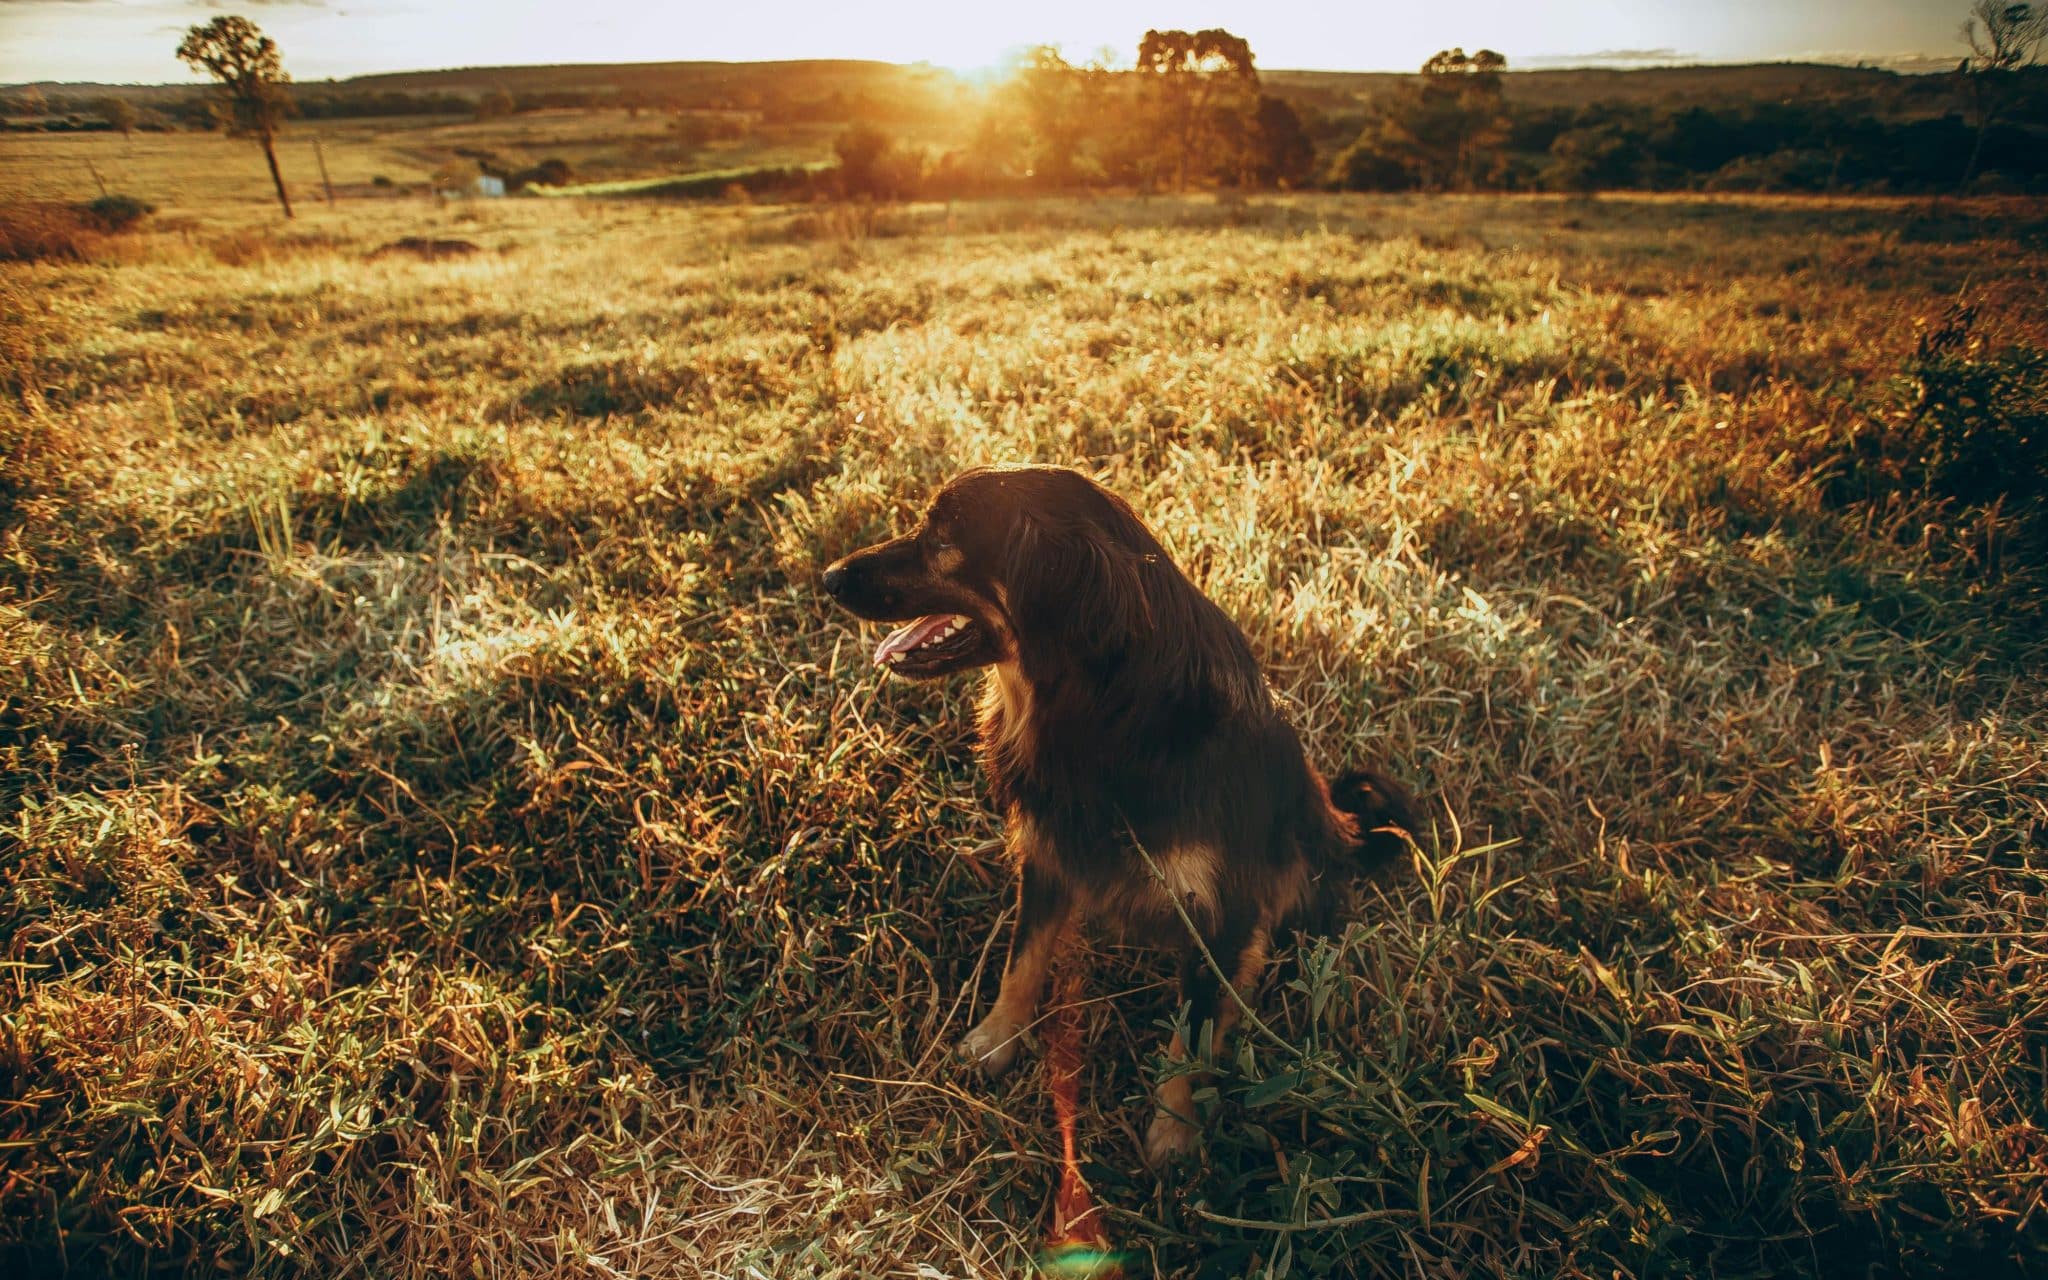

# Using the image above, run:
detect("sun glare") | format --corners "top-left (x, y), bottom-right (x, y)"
top-left (0, 0), bottom-right (1987, 83)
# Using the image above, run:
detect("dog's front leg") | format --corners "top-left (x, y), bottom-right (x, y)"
top-left (958, 861), bottom-right (1072, 1076)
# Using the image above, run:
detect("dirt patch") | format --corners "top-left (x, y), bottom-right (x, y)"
top-left (372, 237), bottom-right (483, 261)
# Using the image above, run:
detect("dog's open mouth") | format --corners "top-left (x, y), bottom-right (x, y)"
top-left (873, 613), bottom-right (976, 670)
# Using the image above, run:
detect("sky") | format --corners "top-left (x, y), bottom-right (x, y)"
top-left (1, 0), bottom-right (1980, 86)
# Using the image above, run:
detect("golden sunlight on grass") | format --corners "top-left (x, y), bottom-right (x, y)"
top-left (2, 189), bottom-right (2046, 1276)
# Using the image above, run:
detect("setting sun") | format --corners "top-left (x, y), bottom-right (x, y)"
top-left (1, 0), bottom-right (1981, 83)
top-left (4, 0), bottom-right (2045, 1276)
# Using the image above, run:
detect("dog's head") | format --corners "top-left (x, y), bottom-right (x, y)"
top-left (822, 465), bottom-right (1159, 680)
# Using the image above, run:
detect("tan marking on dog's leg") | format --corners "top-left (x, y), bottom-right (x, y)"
top-left (1210, 923), bottom-right (1271, 1051)
top-left (991, 905), bottom-right (1070, 1028)
top-left (959, 901), bottom-right (1072, 1076)
top-left (1147, 1027), bottom-right (1196, 1162)
top-left (1147, 922), bottom-right (1272, 1166)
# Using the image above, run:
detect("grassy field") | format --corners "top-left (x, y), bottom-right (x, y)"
top-left (2, 179), bottom-right (2047, 1278)
top-left (0, 113), bottom-right (850, 206)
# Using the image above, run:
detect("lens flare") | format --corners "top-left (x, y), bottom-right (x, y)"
top-left (1037, 967), bottom-right (1126, 1278)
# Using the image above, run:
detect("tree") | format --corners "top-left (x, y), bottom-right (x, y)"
top-left (16, 86), bottom-right (47, 119)
top-left (432, 156), bottom-right (480, 193)
top-left (1422, 46), bottom-right (1507, 83)
top-left (1545, 124), bottom-right (1636, 196)
top-left (476, 88), bottom-right (515, 120)
top-left (177, 16), bottom-right (295, 218)
top-left (1413, 48), bottom-right (1510, 189)
top-left (835, 121), bottom-right (908, 199)
top-left (1249, 95), bottom-right (1315, 188)
top-left (1009, 46), bottom-right (1090, 187)
top-left (1329, 120), bottom-right (1424, 191)
top-left (1136, 28), bottom-right (1259, 191)
top-left (100, 97), bottom-right (139, 138)
top-left (1957, 1), bottom-right (2048, 186)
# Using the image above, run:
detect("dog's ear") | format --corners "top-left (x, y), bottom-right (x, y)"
top-left (1001, 513), bottom-right (1151, 659)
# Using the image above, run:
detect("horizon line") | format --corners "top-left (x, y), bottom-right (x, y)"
top-left (3, 50), bottom-right (1959, 92)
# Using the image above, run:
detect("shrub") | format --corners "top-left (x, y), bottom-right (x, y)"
top-left (1545, 126), bottom-right (1640, 194)
top-left (1902, 302), bottom-right (2048, 509)
top-left (1327, 126), bottom-right (1421, 191)
top-left (80, 194), bottom-right (154, 232)
top-left (509, 157), bottom-right (574, 191)
top-left (1706, 148), bottom-right (1837, 193)
top-left (0, 203), bottom-right (101, 263)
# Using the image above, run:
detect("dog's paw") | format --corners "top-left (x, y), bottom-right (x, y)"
top-left (957, 1015), bottom-right (1026, 1076)
top-left (1144, 1110), bottom-right (1200, 1167)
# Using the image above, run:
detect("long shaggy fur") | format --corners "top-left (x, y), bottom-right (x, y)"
top-left (823, 464), bottom-right (1420, 1163)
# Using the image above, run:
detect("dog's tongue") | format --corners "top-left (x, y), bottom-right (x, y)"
top-left (874, 614), bottom-right (954, 666)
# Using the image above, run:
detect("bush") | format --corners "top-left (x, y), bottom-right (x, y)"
top-left (834, 122), bottom-right (924, 199)
top-left (1706, 149), bottom-right (1836, 193)
top-left (80, 194), bottom-right (154, 232)
top-left (0, 203), bottom-right (102, 263)
top-left (509, 157), bottom-right (574, 191)
top-left (1327, 127), bottom-right (1421, 191)
top-left (1544, 127), bottom-right (1639, 194)
top-left (1902, 303), bottom-right (2048, 509)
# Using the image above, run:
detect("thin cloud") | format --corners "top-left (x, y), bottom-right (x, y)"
top-left (1791, 50), bottom-right (1961, 73)
top-left (1518, 48), bottom-right (1696, 69)
top-left (1519, 45), bottom-right (1958, 74)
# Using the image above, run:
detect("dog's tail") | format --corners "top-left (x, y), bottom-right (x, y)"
top-left (1329, 764), bottom-right (1423, 879)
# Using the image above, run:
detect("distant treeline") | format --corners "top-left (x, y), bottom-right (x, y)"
top-left (0, 81), bottom-right (929, 128)
top-left (6, 34), bottom-right (2044, 195)
top-left (1316, 59), bottom-right (2048, 193)
top-left (823, 40), bottom-right (2048, 198)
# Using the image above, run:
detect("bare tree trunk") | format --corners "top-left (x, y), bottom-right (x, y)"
top-left (1960, 118), bottom-right (1991, 191)
top-left (1960, 74), bottom-right (1993, 191)
top-left (1176, 102), bottom-right (1191, 193)
top-left (261, 128), bottom-right (294, 218)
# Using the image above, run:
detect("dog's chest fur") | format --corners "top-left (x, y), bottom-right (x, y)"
top-left (978, 662), bottom-right (1238, 933)
top-left (978, 662), bottom-right (1037, 780)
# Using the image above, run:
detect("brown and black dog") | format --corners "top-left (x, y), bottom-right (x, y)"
top-left (823, 464), bottom-right (1418, 1165)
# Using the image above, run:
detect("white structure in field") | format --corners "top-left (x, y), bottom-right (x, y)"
top-left (440, 174), bottom-right (506, 200)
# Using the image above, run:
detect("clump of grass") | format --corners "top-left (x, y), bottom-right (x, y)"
top-left (0, 196), bottom-right (155, 263)
top-left (1899, 297), bottom-right (2047, 510)
top-left (80, 193), bottom-right (154, 233)
top-left (202, 227), bottom-right (354, 267)
top-left (0, 202), bottom-right (106, 263)
top-left (2, 192), bottom-right (2046, 1278)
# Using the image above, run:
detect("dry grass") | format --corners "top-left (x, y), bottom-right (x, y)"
top-left (2, 189), bottom-right (2046, 1278)
top-left (0, 203), bottom-right (114, 264)
top-left (0, 112), bottom-right (848, 209)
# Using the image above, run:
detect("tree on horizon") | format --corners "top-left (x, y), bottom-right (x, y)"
top-left (1136, 28), bottom-right (1259, 192)
top-left (1957, 0), bottom-right (2048, 186)
top-left (1416, 48), bottom-right (1510, 190)
top-left (178, 15), bottom-right (296, 218)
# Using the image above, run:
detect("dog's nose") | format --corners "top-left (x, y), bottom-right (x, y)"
top-left (822, 562), bottom-right (851, 599)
